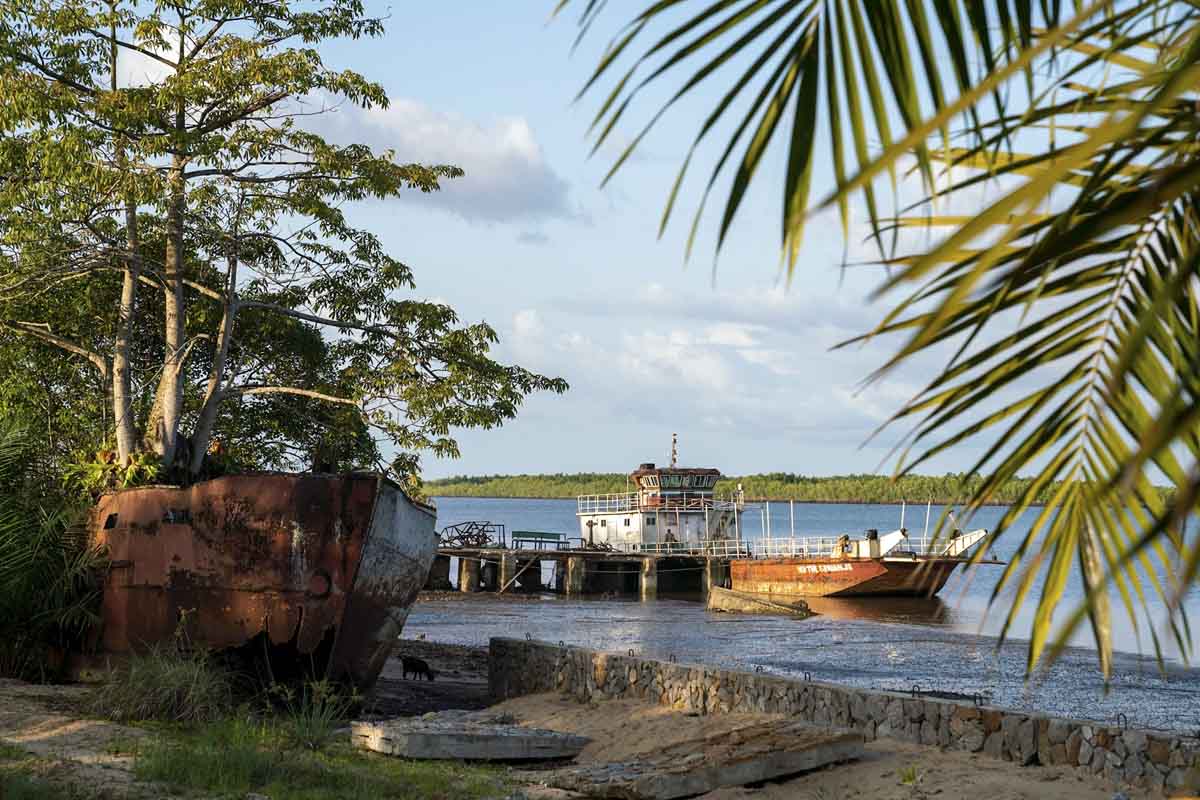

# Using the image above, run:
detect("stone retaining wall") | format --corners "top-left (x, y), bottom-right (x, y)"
top-left (489, 637), bottom-right (1200, 796)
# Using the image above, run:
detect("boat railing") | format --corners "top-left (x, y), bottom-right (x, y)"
top-left (623, 538), bottom-right (752, 557)
top-left (753, 532), bottom-right (984, 559)
top-left (576, 492), bottom-right (640, 514)
top-left (755, 536), bottom-right (845, 558)
top-left (576, 492), bottom-right (741, 515)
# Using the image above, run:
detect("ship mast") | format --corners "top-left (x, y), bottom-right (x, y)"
top-left (670, 432), bottom-right (678, 468)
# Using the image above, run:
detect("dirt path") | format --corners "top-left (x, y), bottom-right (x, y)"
top-left (0, 680), bottom-right (155, 797)
top-left (491, 693), bottom-right (1157, 800)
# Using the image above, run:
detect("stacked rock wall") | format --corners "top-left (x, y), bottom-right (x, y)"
top-left (489, 637), bottom-right (1200, 795)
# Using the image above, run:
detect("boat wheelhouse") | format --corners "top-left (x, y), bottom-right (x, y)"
top-left (576, 449), bottom-right (745, 554)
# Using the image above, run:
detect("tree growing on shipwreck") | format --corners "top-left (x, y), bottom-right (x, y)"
top-left (0, 1), bottom-right (567, 684)
top-left (0, 0), bottom-right (567, 488)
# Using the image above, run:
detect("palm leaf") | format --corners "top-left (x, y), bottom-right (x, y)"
top-left (563, 0), bottom-right (1200, 674)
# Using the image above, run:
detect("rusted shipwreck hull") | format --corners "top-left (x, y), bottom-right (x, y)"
top-left (91, 473), bottom-right (437, 689)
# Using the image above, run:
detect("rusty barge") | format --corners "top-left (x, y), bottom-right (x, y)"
top-left (730, 526), bottom-right (997, 598)
top-left (90, 472), bottom-right (437, 688)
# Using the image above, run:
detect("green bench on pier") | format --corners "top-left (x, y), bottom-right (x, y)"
top-left (511, 530), bottom-right (567, 551)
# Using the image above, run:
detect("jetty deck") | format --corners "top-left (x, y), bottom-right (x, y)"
top-left (428, 542), bottom-right (740, 598)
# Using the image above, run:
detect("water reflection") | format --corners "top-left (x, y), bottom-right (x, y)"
top-left (802, 595), bottom-right (955, 626)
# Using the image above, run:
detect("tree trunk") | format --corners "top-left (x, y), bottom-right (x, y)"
top-left (109, 0), bottom-right (140, 463)
top-left (190, 223), bottom-right (241, 475)
top-left (146, 156), bottom-right (186, 465)
top-left (112, 198), bottom-right (141, 463)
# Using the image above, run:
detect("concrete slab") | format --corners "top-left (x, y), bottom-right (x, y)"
top-left (706, 586), bottom-right (814, 618)
top-left (547, 721), bottom-right (862, 799)
top-left (352, 710), bottom-right (590, 761)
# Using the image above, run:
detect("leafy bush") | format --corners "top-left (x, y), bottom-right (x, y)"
top-left (63, 448), bottom-right (159, 498)
top-left (88, 645), bottom-right (235, 724)
top-left (0, 424), bottom-right (106, 681)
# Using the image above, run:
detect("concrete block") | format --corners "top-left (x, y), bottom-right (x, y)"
top-left (352, 710), bottom-right (589, 761)
top-left (549, 722), bottom-right (863, 800)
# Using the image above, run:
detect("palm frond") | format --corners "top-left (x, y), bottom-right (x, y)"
top-left (564, 0), bottom-right (1200, 674)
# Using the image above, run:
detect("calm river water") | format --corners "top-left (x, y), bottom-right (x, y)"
top-left (405, 497), bottom-right (1200, 733)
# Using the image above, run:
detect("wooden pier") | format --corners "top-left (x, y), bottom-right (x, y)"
top-left (425, 546), bottom-right (733, 599)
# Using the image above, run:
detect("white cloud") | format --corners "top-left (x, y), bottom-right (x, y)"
top-left (517, 231), bottom-right (550, 246)
top-left (512, 308), bottom-right (545, 339)
top-left (313, 98), bottom-right (576, 223)
top-left (617, 330), bottom-right (734, 393)
top-left (116, 47), bottom-right (172, 88)
top-left (702, 322), bottom-right (759, 348)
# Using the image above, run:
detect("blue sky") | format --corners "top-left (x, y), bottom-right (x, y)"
top-left (310, 3), bottom-right (1002, 479)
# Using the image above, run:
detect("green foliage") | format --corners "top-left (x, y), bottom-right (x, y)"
top-left (0, 424), bottom-right (105, 681)
top-left (897, 764), bottom-right (921, 786)
top-left (0, 0), bottom-right (566, 483)
top-left (0, 771), bottom-right (105, 800)
top-left (88, 645), bottom-right (234, 724)
top-left (426, 471), bottom-right (1161, 506)
top-left (562, 1), bottom-right (1200, 675)
top-left (62, 449), bottom-right (159, 498)
top-left (269, 679), bottom-right (359, 752)
top-left (135, 716), bottom-right (509, 800)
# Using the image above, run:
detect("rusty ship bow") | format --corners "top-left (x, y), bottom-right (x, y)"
top-left (91, 472), bottom-right (437, 689)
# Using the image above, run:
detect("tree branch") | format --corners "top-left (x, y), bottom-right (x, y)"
top-left (236, 300), bottom-right (395, 337)
top-left (1, 321), bottom-right (109, 377)
top-left (224, 385), bottom-right (359, 406)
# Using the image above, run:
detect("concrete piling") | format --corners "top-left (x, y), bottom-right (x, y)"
top-left (424, 554), bottom-right (452, 590)
top-left (499, 552), bottom-right (517, 592)
top-left (566, 556), bottom-right (586, 596)
top-left (639, 558), bottom-right (658, 600)
top-left (458, 557), bottom-right (480, 593)
top-left (703, 557), bottom-right (728, 594)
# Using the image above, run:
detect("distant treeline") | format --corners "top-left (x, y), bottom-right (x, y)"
top-left (426, 472), bottom-right (1083, 505)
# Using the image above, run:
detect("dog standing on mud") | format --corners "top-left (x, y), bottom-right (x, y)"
top-left (401, 656), bottom-right (437, 681)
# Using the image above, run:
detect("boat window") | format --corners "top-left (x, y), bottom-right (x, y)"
top-left (624, 518), bottom-right (630, 527)
top-left (103, 514), bottom-right (119, 530)
top-left (646, 516), bottom-right (655, 526)
top-left (600, 519), bottom-right (606, 527)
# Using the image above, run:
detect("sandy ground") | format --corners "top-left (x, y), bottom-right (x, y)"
top-left (367, 637), bottom-right (491, 718)
top-left (492, 692), bottom-right (1162, 800)
top-left (0, 679), bottom-right (154, 797)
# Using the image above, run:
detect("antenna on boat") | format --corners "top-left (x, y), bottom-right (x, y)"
top-left (671, 432), bottom-right (678, 467)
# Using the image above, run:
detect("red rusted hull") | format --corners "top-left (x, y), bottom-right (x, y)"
top-left (91, 473), bottom-right (437, 688)
top-left (730, 557), bottom-right (959, 598)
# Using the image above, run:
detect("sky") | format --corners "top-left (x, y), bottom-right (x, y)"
top-left (304, 3), bottom-right (1008, 480)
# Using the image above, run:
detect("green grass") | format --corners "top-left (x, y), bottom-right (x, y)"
top-left (88, 645), bottom-right (234, 724)
top-left (135, 717), bottom-right (511, 800)
top-left (0, 754), bottom-right (108, 799)
top-left (0, 740), bottom-right (29, 761)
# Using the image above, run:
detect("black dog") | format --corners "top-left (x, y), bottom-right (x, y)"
top-left (402, 656), bottom-right (437, 681)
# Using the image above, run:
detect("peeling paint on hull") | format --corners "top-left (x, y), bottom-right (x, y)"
top-left (91, 473), bottom-right (437, 688)
top-left (730, 557), bottom-right (959, 598)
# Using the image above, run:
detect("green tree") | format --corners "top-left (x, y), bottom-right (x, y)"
top-left (0, 1), bottom-right (566, 483)
top-left (561, 1), bottom-right (1200, 674)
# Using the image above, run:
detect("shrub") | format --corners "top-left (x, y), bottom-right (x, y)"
top-left (0, 424), bottom-right (106, 681)
top-left (88, 645), bottom-right (234, 724)
top-left (271, 679), bottom-right (358, 751)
